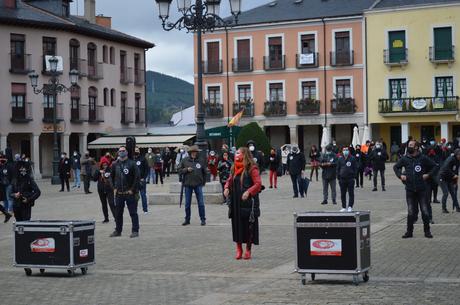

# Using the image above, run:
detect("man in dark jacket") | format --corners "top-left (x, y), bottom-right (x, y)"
top-left (11, 161), bottom-right (41, 221)
top-left (110, 146), bottom-right (140, 238)
top-left (81, 151), bottom-right (96, 194)
top-left (162, 148), bottom-right (172, 178)
top-left (354, 145), bottom-right (365, 188)
top-left (337, 147), bottom-right (358, 212)
top-left (438, 149), bottom-right (460, 213)
top-left (58, 152), bottom-right (71, 192)
top-left (287, 145), bottom-right (306, 198)
top-left (71, 151), bottom-right (81, 188)
top-left (320, 144), bottom-right (338, 205)
top-left (369, 142), bottom-right (387, 191)
top-left (178, 145), bottom-right (207, 226)
top-left (394, 140), bottom-right (438, 238)
top-left (134, 147), bottom-right (149, 214)
top-left (425, 140), bottom-right (441, 204)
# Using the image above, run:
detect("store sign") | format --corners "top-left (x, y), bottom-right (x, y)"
top-left (411, 99), bottom-right (427, 110)
top-left (310, 239), bottom-right (342, 256)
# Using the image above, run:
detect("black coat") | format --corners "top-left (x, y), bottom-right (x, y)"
top-left (439, 155), bottom-right (459, 183)
top-left (0, 161), bottom-right (15, 185)
top-left (369, 149), bottom-right (387, 170)
top-left (354, 151), bottom-right (365, 170)
top-left (111, 159), bottom-right (140, 193)
top-left (337, 156), bottom-right (358, 180)
top-left (393, 153), bottom-right (438, 192)
top-left (93, 167), bottom-right (114, 193)
top-left (11, 176), bottom-right (41, 208)
top-left (320, 152), bottom-right (338, 180)
top-left (71, 154), bottom-right (81, 170)
top-left (134, 155), bottom-right (149, 179)
top-left (287, 152), bottom-right (306, 175)
top-left (268, 154), bottom-right (280, 171)
top-left (218, 159), bottom-right (232, 184)
top-left (58, 158), bottom-right (71, 178)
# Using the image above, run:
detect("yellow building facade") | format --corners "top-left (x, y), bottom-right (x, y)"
top-left (366, 2), bottom-right (460, 145)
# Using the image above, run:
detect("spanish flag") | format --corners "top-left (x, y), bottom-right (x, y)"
top-left (228, 109), bottom-right (244, 127)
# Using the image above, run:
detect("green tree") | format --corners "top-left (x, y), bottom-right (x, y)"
top-left (235, 122), bottom-right (270, 156)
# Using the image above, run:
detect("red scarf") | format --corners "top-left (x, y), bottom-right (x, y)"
top-left (234, 160), bottom-right (244, 176)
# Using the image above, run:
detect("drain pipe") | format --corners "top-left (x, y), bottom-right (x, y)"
top-left (322, 17), bottom-right (327, 128)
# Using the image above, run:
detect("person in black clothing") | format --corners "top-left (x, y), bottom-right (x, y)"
top-left (134, 147), bottom-right (149, 214)
top-left (268, 148), bottom-right (280, 189)
top-left (394, 140), bottom-right (438, 239)
top-left (247, 140), bottom-right (264, 173)
top-left (0, 149), bottom-right (15, 213)
top-left (218, 151), bottom-right (233, 203)
top-left (438, 149), bottom-right (460, 213)
top-left (354, 145), bottom-right (365, 188)
top-left (0, 175), bottom-right (12, 222)
top-left (93, 159), bottom-right (116, 223)
top-left (320, 145), bottom-right (338, 205)
top-left (309, 145), bottom-right (320, 181)
top-left (11, 161), bottom-right (41, 221)
top-left (110, 146), bottom-right (141, 238)
top-left (369, 142), bottom-right (387, 191)
top-left (425, 140), bottom-right (441, 204)
top-left (154, 149), bottom-right (164, 185)
top-left (162, 148), bottom-right (172, 178)
top-left (287, 145), bottom-right (306, 198)
top-left (58, 152), bottom-right (71, 192)
top-left (71, 151), bottom-right (81, 188)
top-left (337, 147), bottom-right (358, 212)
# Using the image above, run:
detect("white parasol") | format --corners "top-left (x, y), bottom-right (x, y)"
top-left (352, 126), bottom-right (360, 147)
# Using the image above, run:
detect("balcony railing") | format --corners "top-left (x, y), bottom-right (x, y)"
top-left (69, 57), bottom-right (87, 77)
top-left (331, 98), bottom-right (356, 114)
top-left (42, 103), bottom-right (64, 123)
top-left (204, 101), bottom-right (223, 118)
top-left (87, 62), bottom-right (103, 80)
top-left (233, 99), bottom-right (254, 117)
top-left (383, 49), bottom-right (408, 66)
top-left (134, 69), bottom-right (145, 86)
top-left (296, 98), bottom-right (320, 115)
top-left (232, 57), bottom-right (253, 72)
top-left (120, 67), bottom-right (134, 84)
top-left (429, 46), bottom-right (455, 63)
top-left (10, 102), bottom-right (33, 122)
top-left (296, 53), bottom-right (319, 68)
top-left (70, 104), bottom-right (89, 123)
top-left (202, 60), bottom-right (223, 74)
top-left (378, 96), bottom-right (458, 115)
top-left (330, 50), bottom-right (354, 66)
top-left (88, 105), bottom-right (104, 123)
top-left (135, 108), bottom-right (145, 124)
top-left (121, 106), bottom-right (134, 124)
top-left (263, 55), bottom-right (286, 71)
top-left (10, 53), bottom-right (32, 74)
top-left (264, 101), bottom-right (287, 117)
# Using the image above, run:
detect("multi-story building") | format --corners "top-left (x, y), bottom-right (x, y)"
top-left (0, 0), bottom-right (154, 177)
top-left (195, 0), bottom-right (374, 150)
top-left (366, 0), bottom-right (460, 144)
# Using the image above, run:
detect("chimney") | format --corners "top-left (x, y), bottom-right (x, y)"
top-left (2, 0), bottom-right (17, 8)
top-left (84, 0), bottom-right (96, 23)
top-left (96, 14), bottom-right (112, 28)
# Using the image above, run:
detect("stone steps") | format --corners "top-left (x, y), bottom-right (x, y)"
top-left (148, 181), bottom-right (224, 205)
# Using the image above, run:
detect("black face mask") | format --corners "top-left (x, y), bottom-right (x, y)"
top-left (407, 147), bottom-right (415, 154)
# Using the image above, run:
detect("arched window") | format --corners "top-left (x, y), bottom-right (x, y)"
top-left (102, 45), bottom-right (108, 63)
top-left (109, 46), bottom-right (115, 65)
top-left (103, 88), bottom-right (108, 106)
top-left (69, 39), bottom-right (80, 71)
top-left (88, 86), bottom-right (98, 121)
top-left (87, 43), bottom-right (97, 77)
top-left (110, 88), bottom-right (116, 106)
top-left (71, 85), bottom-right (81, 121)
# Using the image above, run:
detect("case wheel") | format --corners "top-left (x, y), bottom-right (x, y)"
top-left (301, 274), bottom-right (306, 285)
top-left (24, 268), bottom-right (32, 276)
top-left (67, 269), bottom-right (75, 277)
top-left (39, 269), bottom-right (45, 274)
top-left (363, 271), bottom-right (369, 282)
top-left (81, 267), bottom-right (88, 275)
top-left (311, 273), bottom-right (315, 281)
top-left (352, 274), bottom-right (359, 286)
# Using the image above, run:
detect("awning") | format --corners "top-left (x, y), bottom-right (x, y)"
top-left (88, 135), bottom-right (195, 149)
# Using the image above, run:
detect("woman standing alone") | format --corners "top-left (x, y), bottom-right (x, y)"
top-left (224, 147), bottom-right (262, 260)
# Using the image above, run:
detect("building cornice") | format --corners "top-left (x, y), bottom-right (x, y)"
top-left (365, 1), bottom-right (460, 15)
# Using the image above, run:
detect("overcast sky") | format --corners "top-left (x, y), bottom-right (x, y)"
top-left (70, 0), bottom-right (271, 83)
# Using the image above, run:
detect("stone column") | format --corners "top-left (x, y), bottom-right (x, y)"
top-left (401, 122), bottom-right (409, 143)
top-left (0, 134), bottom-right (7, 152)
top-left (440, 122), bottom-right (449, 140)
top-left (61, 134), bottom-right (70, 155)
top-left (79, 133), bottom-right (87, 154)
top-left (30, 134), bottom-right (42, 179)
top-left (289, 125), bottom-right (297, 145)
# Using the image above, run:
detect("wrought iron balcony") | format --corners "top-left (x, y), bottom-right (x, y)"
top-left (330, 50), bottom-right (354, 66)
top-left (204, 100), bottom-right (223, 118)
top-left (42, 103), bottom-right (64, 123)
top-left (429, 46), bottom-right (455, 63)
top-left (87, 62), bottom-right (104, 80)
top-left (135, 108), bottom-right (145, 124)
top-left (378, 96), bottom-right (458, 116)
top-left (264, 100), bottom-right (287, 117)
top-left (331, 98), bottom-right (356, 114)
top-left (296, 53), bottom-right (319, 69)
top-left (69, 57), bottom-right (87, 77)
top-left (134, 69), bottom-right (145, 86)
top-left (232, 57), bottom-right (253, 72)
top-left (202, 60), bottom-right (223, 74)
top-left (263, 55), bottom-right (286, 71)
top-left (296, 98), bottom-right (320, 115)
top-left (121, 106), bottom-right (133, 124)
top-left (88, 105), bottom-right (104, 123)
top-left (233, 99), bottom-right (254, 117)
top-left (383, 49), bottom-right (408, 66)
top-left (10, 53), bottom-right (32, 74)
top-left (70, 104), bottom-right (88, 123)
top-left (10, 102), bottom-right (33, 122)
top-left (120, 67), bottom-right (134, 84)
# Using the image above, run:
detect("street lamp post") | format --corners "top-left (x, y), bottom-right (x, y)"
top-left (29, 56), bottom-right (79, 184)
top-left (154, 0), bottom-right (241, 161)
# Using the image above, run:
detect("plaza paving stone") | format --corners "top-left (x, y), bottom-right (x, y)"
top-left (0, 168), bottom-right (459, 305)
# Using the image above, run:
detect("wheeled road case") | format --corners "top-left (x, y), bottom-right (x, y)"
top-left (294, 211), bottom-right (370, 285)
top-left (13, 220), bottom-right (95, 276)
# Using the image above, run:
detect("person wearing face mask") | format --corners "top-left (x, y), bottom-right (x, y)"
top-left (176, 148), bottom-right (188, 182)
top-left (287, 145), bottom-right (306, 198)
top-left (246, 140), bottom-right (264, 173)
top-left (71, 151), bottom-right (81, 189)
top-left (268, 148), bottom-right (280, 189)
top-left (58, 152), bottom-right (71, 192)
top-left (134, 147), bottom-right (149, 214)
top-left (0, 149), bottom-right (15, 214)
top-left (320, 144), bottom-right (338, 205)
top-left (81, 151), bottom-right (96, 194)
top-left (110, 146), bottom-right (140, 238)
top-left (218, 151), bottom-right (233, 203)
top-left (426, 140), bottom-right (441, 207)
top-left (207, 151), bottom-right (218, 181)
top-left (93, 160), bottom-right (116, 223)
top-left (354, 145), bottom-right (365, 188)
top-left (438, 149), bottom-right (460, 214)
top-left (337, 147), bottom-right (358, 212)
top-left (145, 148), bottom-right (156, 184)
top-left (10, 161), bottom-right (41, 221)
top-left (369, 142), bottom-right (388, 191)
top-left (162, 147), bottom-right (172, 178)
top-left (394, 140), bottom-right (438, 238)
top-left (0, 160), bottom-right (12, 222)
top-left (154, 149), bottom-right (164, 185)
top-left (309, 145), bottom-right (320, 182)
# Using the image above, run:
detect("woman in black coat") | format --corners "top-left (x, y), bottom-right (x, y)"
top-left (11, 161), bottom-right (41, 221)
top-left (93, 160), bottom-right (116, 223)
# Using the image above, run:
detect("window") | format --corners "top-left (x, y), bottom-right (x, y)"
top-left (88, 87), bottom-right (97, 121)
top-left (206, 41), bottom-right (220, 73)
top-left (103, 45), bottom-right (108, 63)
top-left (44, 94), bottom-right (55, 108)
top-left (235, 39), bottom-right (251, 71)
top-left (87, 43), bottom-right (97, 67)
top-left (388, 30), bottom-right (406, 63)
top-left (238, 84), bottom-right (251, 102)
top-left (335, 79), bottom-right (351, 98)
top-left (120, 50), bottom-right (127, 78)
top-left (135, 93), bottom-right (141, 122)
top-left (301, 81), bottom-right (316, 100)
top-left (69, 39), bottom-right (80, 71)
top-left (121, 91), bottom-right (127, 122)
top-left (11, 83), bottom-right (26, 108)
top-left (103, 88), bottom-right (109, 106)
top-left (10, 34), bottom-right (26, 71)
top-left (43, 37), bottom-right (56, 56)
top-left (110, 89), bottom-right (116, 106)
top-left (134, 53), bottom-right (141, 83)
top-left (109, 47), bottom-right (115, 64)
top-left (268, 36), bottom-right (283, 68)
top-left (207, 86), bottom-right (221, 103)
top-left (71, 86), bottom-right (81, 120)
top-left (389, 79), bottom-right (407, 99)
top-left (434, 27), bottom-right (453, 60)
top-left (269, 83), bottom-right (283, 102)
top-left (435, 77), bottom-right (454, 97)
top-left (334, 31), bottom-right (351, 65)
top-left (300, 34), bottom-right (315, 54)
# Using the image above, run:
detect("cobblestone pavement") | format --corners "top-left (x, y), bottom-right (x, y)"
top-left (0, 168), bottom-right (459, 305)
